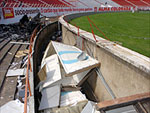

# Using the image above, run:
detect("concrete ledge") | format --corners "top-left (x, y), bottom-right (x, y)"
top-left (59, 15), bottom-right (150, 75)
top-left (59, 12), bottom-right (150, 101)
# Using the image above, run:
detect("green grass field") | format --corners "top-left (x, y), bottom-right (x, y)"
top-left (70, 12), bottom-right (150, 57)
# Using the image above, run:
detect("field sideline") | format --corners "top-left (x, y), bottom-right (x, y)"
top-left (70, 12), bottom-right (150, 57)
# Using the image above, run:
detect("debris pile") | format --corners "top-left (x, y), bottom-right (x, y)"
top-left (0, 23), bottom-right (30, 41)
top-left (6, 53), bottom-right (28, 103)
top-left (0, 48), bottom-right (29, 111)
top-left (0, 13), bottom-right (41, 41)
top-left (0, 99), bottom-right (29, 113)
top-left (36, 41), bottom-right (101, 113)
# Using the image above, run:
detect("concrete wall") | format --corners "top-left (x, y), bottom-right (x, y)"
top-left (33, 22), bottom-right (58, 84)
top-left (32, 22), bottom-right (59, 113)
top-left (59, 13), bottom-right (150, 102)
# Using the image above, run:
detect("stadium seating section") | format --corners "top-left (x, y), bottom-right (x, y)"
top-left (0, 0), bottom-right (149, 7)
top-left (0, 0), bottom-right (71, 7)
top-left (112, 0), bottom-right (149, 7)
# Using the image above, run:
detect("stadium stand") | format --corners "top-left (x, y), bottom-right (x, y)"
top-left (0, 0), bottom-right (149, 7)
top-left (60, 0), bottom-right (75, 7)
top-left (112, 0), bottom-right (134, 6)
top-left (128, 0), bottom-right (148, 6)
top-left (63, 0), bottom-right (118, 8)
top-left (142, 0), bottom-right (150, 4)
top-left (0, 0), bottom-right (70, 7)
top-left (112, 0), bottom-right (150, 7)
top-left (0, 0), bottom-right (17, 7)
top-left (0, 0), bottom-right (46, 7)
top-left (18, 0), bottom-right (46, 7)
top-left (127, 0), bottom-right (149, 6)
top-left (95, 0), bottom-right (121, 7)
top-left (62, 0), bottom-right (92, 8)
top-left (41, 0), bottom-right (69, 7)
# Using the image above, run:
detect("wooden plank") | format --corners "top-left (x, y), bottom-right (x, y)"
top-left (134, 103), bottom-right (145, 113)
top-left (97, 92), bottom-right (150, 109)
top-left (0, 38), bottom-right (5, 43)
top-left (137, 102), bottom-right (147, 113)
top-left (0, 43), bottom-right (21, 91)
top-left (0, 42), bottom-right (14, 64)
top-left (10, 41), bottom-right (30, 45)
top-left (142, 100), bottom-right (150, 113)
top-left (0, 39), bottom-right (11, 51)
top-left (105, 105), bottom-right (137, 113)
top-left (0, 44), bottom-right (28, 106)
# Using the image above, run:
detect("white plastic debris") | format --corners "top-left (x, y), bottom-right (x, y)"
top-left (81, 101), bottom-right (96, 113)
top-left (51, 41), bottom-right (100, 76)
top-left (60, 91), bottom-right (87, 107)
top-left (38, 54), bottom-right (61, 89)
top-left (6, 68), bottom-right (26, 77)
top-left (0, 99), bottom-right (29, 113)
top-left (39, 85), bottom-right (61, 110)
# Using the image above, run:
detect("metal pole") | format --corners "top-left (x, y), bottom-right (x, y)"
top-left (96, 68), bottom-right (116, 99)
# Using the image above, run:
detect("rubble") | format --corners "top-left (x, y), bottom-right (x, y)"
top-left (10, 41), bottom-right (30, 45)
top-left (0, 23), bottom-right (30, 40)
top-left (0, 13), bottom-right (42, 41)
top-left (6, 68), bottom-right (26, 77)
top-left (0, 99), bottom-right (29, 113)
top-left (36, 41), bottom-right (100, 113)
top-left (15, 49), bottom-right (29, 58)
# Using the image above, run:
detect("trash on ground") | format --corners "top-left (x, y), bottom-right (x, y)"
top-left (81, 101), bottom-right (96, 113)
top-left (8, 52), bottom-right (13, 55)
top-left (44, 100), bottom-right (88, 113)
top-left (38, 54), bottom-right (61, 88)
top-left (39, 85), bottom-right (61, 110)
top-left (44, 41), bottom-right (100, 76)
top-left (0, 13), bottom-right (42, 41)
top-left (0, 99), bottom-right (29, 113)
top-left (6, 68), bottom-right (26, 77)
top-left (15, 49), bottom-right (29, 58)
top-left (36, 41), bottom-right (100, 112)
top-left (10, 41), bottom-right (30, 45)
top-left (60, 91), bottom-right (87, 107)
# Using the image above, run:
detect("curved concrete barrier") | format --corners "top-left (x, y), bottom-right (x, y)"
top-left (32, 21), bottom-right (59, 112)
top-left (59, 12), bottom-right (150, 101)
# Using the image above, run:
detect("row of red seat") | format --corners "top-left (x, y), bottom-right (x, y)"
top-left (112, 0), bottom-right (150, 7)
top-left (0, 0), bottom-right (70, 7)
top-left (0, 0), bottom-right (149, 7)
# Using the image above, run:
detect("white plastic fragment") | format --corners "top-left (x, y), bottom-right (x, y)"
top-left (0, 99), bottom-right (29, 113)
top-left (39, 85), bottom-right (61, 110)
top-left (6, 68), bottom-right (26, 77)
top-left (60, 91), bottom-right (87, 107)
top-left (51, 41), bottom-right (100, 76)
top-left (39, 54), bottom-right (62, 88)
top-left (81, 101), bottom-right (96, 113)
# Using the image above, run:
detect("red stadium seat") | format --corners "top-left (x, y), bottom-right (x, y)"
top-left (41, 0), bottom-right (69, 7)
top-left (112, 0), bottom-right (134, 6)
top-left (127, 0), bottom-right (149, 6)
top-left (0, 0), bottom-right (149, 7)
top-left (142, 0), bottom-right (150, 4)
top-left (112, 0), bottom-right (150, 7)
